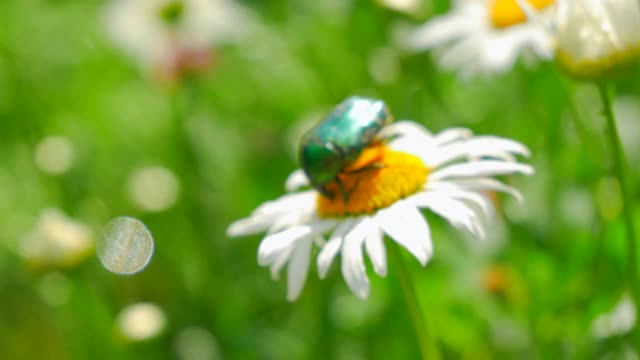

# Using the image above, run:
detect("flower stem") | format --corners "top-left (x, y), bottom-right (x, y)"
top-left (389, 245), bottom-right (441, 360)
top-left (597, 82), bottom-right (640, 343)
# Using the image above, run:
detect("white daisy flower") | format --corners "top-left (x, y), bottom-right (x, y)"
top-left (554, 0), bottom-right (640, 80)
top-left (105, 0), bottom-right (248, 79)
top-left (404, 0), bottom-right (557, 76)
top-left (591, 293), bottom-right (636, 339)
top-left (20, 208), bottom-right (95, 269)
top-left (228, 121), bottom-right (533, 301)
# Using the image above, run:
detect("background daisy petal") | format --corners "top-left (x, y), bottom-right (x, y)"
top-left (258, 226), bottom-right (311, 266)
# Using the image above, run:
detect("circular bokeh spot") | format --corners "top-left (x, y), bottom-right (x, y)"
top-left (98, 217), bottom-right (154, 275)
top-left (117, 302), bottom-right (166, 341)
top-left (128, 166), bottom-right (180, 212)
top-left (34, 136), bottom-right (75, 175)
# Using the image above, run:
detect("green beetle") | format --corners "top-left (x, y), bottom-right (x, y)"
top-left (299, 96), bottom-right (393, 200)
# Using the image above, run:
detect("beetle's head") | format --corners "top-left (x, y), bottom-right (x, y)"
top-left (299, 141), bottom-right (344, 198)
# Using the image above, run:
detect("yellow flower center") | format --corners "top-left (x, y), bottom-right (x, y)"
top-left (317, 144), bottom-right (429, 218)
top-left (489, 0), bottom-right (554, 28)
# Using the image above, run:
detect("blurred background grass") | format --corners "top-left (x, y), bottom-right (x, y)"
top-left (1, 0), bottom-right (640, 358)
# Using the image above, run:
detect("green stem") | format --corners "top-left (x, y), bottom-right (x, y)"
top-left (597, 82), bottom-right (640, 344)
top-left (170, 83), bottom-right (220, 301)
top-left (389, 245), bottom-right (441, 360)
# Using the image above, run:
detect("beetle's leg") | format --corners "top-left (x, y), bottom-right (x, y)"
top-left (318, 185), bottom-right (333, 199)
top-left (347, 176), bottom-right (363, 200)
top-left (342, 163), bottom-right (385, 175)
top-left (339, 164), bottom-right (385, 200)
top-left (334, 176), bottom-right (349, 203)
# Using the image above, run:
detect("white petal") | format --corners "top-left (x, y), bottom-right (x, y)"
top-left (228, 191), bottom-right (318, 237)
top-left (286, 238), bottom-right (312, 301)
top-left (267, 211), bottom-right (308, 234)
top-left (426, 182), bottom-right (493, 218)
top-left (374, 201), bottom-right (431, 265)
top-left (258, 226), bottom-right (312, 266)
top-left (285, 169), bottom-right (309, 192)
top-left (341, 218), bottom-right (372, 299)
top-left (253, 191), bottom-right (315, 217)
top-left (364, 226), bottom-right (387, 277)
top-left (329, 218), bottom-right (357, 240)
top-left (425, 137), bottom-right (530, 167)
top-left (429, 160), bottom-right (534, 181)
top-left (227, 216), bottom-right (273, 237)
top-left (438, 35), bottom-right (484, 72)
top-left (404, 8), bottom-right (483, 50)
top-left (410, 192), bottom-right (485, 238)
top-left (270, 245), bottom-right (294, 280)
top-left (432, 127), bottom-right (473, 146)
top-left (383, 121), bottom-right (435, 160)
top-left (388, 135), bottom-right (432, 160)
top-left (445, 178), bottom-right (524, 203)
top-left (469, 136), bottom-right (531, 157)
top-left (270, 216), bottom-right (336, 236)
top-left (317, 236), bottom-right (342, 279)
top-left (316, 218), bottom-right (355, 279)
top-left (380, 120), bottom-right (433, 140)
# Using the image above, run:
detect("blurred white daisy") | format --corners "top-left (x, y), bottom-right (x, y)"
top-left (20, 208), bottom-right (94, 269)
top-left (592, 293), bottom-right (636, 339)
top-left (379, 0), bottom-right (422, 14)
top-left (105, 0), bottom-right (248, 80)
top-left (554, 0), bottom-right (640, 80)
top-left (404, 0), bottom-right (556, 76)
top-left (228, 121), bottom-right (533, 300)
top-left (117, 302), bottom-right (167, 341)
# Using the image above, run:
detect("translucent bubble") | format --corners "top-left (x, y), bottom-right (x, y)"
top-left (117, 302), bottom-right (166, 341)
top-left (98, 217), bottom-right (154, 275)
top-left (34, 136), bottom-right (74, 175)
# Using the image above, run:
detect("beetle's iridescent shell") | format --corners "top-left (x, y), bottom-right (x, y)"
top-left (299, 96), bottom-right (392, 197)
